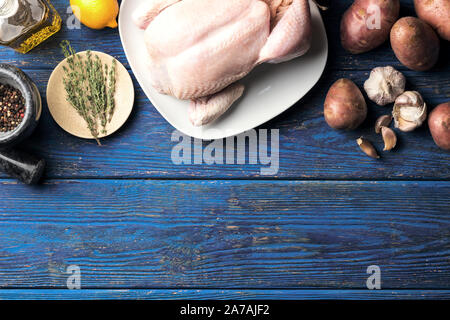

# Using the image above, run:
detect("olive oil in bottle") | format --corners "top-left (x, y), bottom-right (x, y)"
top-left (0, 0), bottom-right (61, 53)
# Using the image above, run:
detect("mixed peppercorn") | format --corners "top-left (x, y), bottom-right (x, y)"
top-left (0, 84), bottom-right (25, 133)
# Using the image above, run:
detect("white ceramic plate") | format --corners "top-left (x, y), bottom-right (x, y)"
top-left (119, 0), bottom-right (328, 140)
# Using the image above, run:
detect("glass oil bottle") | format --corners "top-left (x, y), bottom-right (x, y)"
top-left (0, 0), bottom-right (61, 53)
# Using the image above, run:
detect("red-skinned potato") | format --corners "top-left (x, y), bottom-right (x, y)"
top-left (414, 0), bottom-right (450, 41)
top-left (428, 102), bottom-right (450, 151)
top-left (341, 0), bottom-right (400, 54)
top-left (324, 79), bottom-right (367, 130)
top-left (390, 17), bottom-right (440, 71)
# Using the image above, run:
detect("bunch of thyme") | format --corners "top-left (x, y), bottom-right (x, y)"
top-left (60, 40), bottom-right (117, 145)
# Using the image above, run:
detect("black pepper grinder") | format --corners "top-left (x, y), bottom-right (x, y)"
top-left (0, 148), bottom-right (45, 184)
top-left (0, 64), bottom-right (45, 184)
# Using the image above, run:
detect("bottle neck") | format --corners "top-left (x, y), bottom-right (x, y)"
top-left (0, 0), bottom-right (19, 18)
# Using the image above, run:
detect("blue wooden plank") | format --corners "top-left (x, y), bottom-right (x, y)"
top-left (0, 0), bottom-right (447, 301)
top-left (0, 179), bottom-right (448, 289)
top-left (0, 68), bottom-right (447, 180)
top-left (0, 289), bottom-right (449, 300)
top-left (0, 0), bottom-right (446, 179)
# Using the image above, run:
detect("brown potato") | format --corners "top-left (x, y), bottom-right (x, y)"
top-left (390, 17), bottom-right (440, 71)
top-left (414, 0), bottom-right (450, 41)
top-left (428, 102), bottom-right (450, 151)
top-left (341, 0), bottom-right (400, 54)
top-left (324, 79), bottom-right (367, 130)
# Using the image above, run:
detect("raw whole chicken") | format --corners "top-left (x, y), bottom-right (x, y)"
top-left (133, 0), bottom-right (312, 126)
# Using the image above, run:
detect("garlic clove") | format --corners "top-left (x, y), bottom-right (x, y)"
top-left (381, 126), bottom-right (397, 151)
top-left (393, 91), bottom-right (427, 132)
top-left (375, 114), bottom-right (393, 133)
top-left (395, 117), bottom-right (419, 132)
top-left (364, 66), bottom-right (406, 106)
top-left (399, 105), bottom-right (426, 122)
top-left (357, 137), bottom-right (380, 159)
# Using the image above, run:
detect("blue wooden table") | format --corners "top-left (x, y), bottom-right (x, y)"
top-left (0, 0), bottom-right (448, 300)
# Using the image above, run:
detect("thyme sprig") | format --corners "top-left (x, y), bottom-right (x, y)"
top-left (107, 59), bottom-right (117, 123)
top-left (60, 40), bottom-right (117, 145)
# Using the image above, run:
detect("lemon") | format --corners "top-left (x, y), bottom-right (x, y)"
top-left (70, 0), bottom-right (119, 30)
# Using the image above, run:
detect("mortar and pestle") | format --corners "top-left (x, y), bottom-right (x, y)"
top-left (0, 64), bottom-right (45, 184)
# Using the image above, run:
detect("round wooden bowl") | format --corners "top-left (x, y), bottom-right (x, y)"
top-left (47, 51), bottom-right (134, 140)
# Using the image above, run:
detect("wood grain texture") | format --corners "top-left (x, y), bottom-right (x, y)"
top-left (0, 68), bottom-right (447, 180)
top-left (0, 1), bottom-right (447, 179)
top-left (0, 289), bottom-right (449, 300)
top-left (0, 180), bottom-right (448, 289)
top-left (0, 0), bottom-right (448, 300)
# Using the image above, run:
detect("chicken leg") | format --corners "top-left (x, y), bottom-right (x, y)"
top-left (259, 0), bottom-right (312, 63)
top-left (189, 83), bottom-right (245, 127)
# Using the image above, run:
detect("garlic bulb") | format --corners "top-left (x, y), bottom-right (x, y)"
top-left (393, 91), bottom-right (427, 132)
top-left (364, 66), bottom-right (406, 106)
